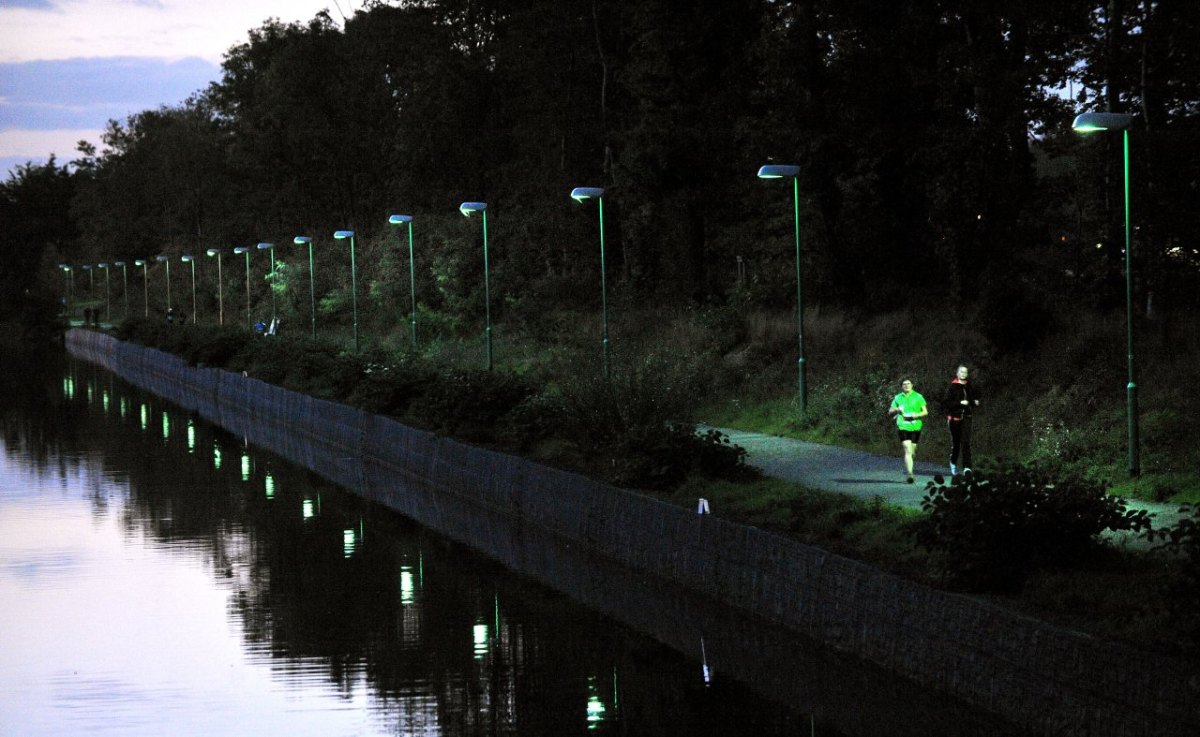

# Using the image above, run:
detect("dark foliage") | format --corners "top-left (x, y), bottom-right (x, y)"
top-left (1145, 505), bottom-right (1200, 645)
top-left (912, 466), bottom-right (1152, 591)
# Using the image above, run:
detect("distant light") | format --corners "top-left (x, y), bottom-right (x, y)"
top-left (570, 187), bottom-right (604, 202)
top-left (1096, 243), bottom-right (1103, 250)
top-left (1072, 112), bottom-right (1134, 132)
top-left (756, 164), bottom-right (799, 179)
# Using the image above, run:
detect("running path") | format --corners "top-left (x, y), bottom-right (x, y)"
top-left (713, 427), bottom-right (1187, 546)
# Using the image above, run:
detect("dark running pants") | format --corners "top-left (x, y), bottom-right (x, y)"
top-left (948, 416), bottom-right (972, 468)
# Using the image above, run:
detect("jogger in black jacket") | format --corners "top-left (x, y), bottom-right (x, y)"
top-left (943, 365), bottom-right (981, 476)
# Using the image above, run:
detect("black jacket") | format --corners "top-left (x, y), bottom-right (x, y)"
top-left (943, 380), bottom-right (980, 420)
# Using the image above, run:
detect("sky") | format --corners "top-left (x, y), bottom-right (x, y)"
top-left (0, 0), bottom-right (367, 178)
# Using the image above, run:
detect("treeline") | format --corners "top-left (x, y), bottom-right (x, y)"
top-left (4, 0), bottom-right (1200, 336)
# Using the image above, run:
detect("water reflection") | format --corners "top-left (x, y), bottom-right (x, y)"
top-left (3, 353), bottom-right (837, 737)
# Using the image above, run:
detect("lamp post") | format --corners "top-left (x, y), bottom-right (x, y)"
top-left (1072, 111), bottom-right (1139, 477)
top-left (388, 214), bottom-right (418, 349)
top-left (59, 264), bottom-right (73, 319)
top-left (459, 202), bottom-right (492, 370)
top-left (82, 264), bottom-right (94, 303)
top-left (206, 249), bottom-right (224, 325)
top-left (294, 236), bottom-right (316, 338)
top-left (98, 263), bottom-right (111, 323)
top-left (134, 260), bottom-right (149, 316)
top-left (233, 246), bottom-right (252, 327)
top-left (757, 163), bottom-right (806, 413)
top-left (569, 187), bottom-right (611, 377)
top-left (333, 230), bottom-right (359, 351)
top-left (114, 261), bottom-right (128, 320)
top-left (257, 242), bottom-right (276, 321)
top-left (155, 255), bottom-right (171, 312)
top-left (181, 255), bottom-right (197, 323)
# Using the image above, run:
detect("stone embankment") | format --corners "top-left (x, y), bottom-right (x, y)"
top-left (65, 328), bottom-right (1199, 737)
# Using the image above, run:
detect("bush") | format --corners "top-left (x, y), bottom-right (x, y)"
top-left (911, 466), bottom-right (1152, 591)
top-left (554, 356), bottom-right (752, 489)
top-left (406, 368), bottom-right (536, 443)
top-left (1145, 505), bottom-right (1200, 645)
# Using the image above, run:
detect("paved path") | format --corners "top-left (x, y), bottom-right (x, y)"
top-left (714, 427), bottom-right (1188, 548)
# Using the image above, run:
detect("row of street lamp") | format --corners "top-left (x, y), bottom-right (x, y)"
top-left (55, 127), bottom-right (1136, 475)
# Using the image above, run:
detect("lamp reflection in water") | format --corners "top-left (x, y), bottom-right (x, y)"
top-left (187, 419), bottom-right (196, 453)
top-left (140, 403), bottom-right (149, 431)
top-left (472, 623), bottom-right (489, 660)
top-left (120, 397), bottom-right (127, 419)
top-left (302, 498), bottom-right (316, 520)
top-left (586, 675), bottom-right (608, 729)
top-left (161, 412), bottom-right (170, 440)
top-left (213, 442), bottom-right (222, 470)
top-left (102, 389), bottom-right (109, 413)
top-left (343, 527), bottom-right (360, 558)
top-left (400, 566), bottom-right (415, 604)
top-left (264, 472), bottom-right (275, 500)
top-left (241, 452), bottom-right (251, 482)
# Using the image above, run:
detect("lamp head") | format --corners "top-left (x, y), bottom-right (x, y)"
top-left (459, 202), bottom-right (487, 217)
top-left (98, 263), bottom-right (108, 269)
top-left (256, 242), bottom-right (273, 250)
top-left (1072, 112), bottom-right (1134, 132)
top-left (181, 255), bottom-right (193, 262)
top-left (155, 255), bottom-right (168, 263)
top-left (233, 246), bottom-right (249, 255)
top-left (114, 261), bottom-right (125, 267)
top-left (570, 187), bottom-right (604, 203)
top-left (206, 249), bottom-right (219, 257)
top-left (82, 264), bottom-right (92, 270)
top-left (293, 236), bottom-right (312, 245)
top-left (757, 164), bottom-right (800, 179)
top-left (59, 263), bottom-right (70, 270)
top-left (134, 259), bottom-right (147, 267)
top-left (388, 214), bottom-right (413, 225)
top-left (333, 230), bottom-right (354, 240)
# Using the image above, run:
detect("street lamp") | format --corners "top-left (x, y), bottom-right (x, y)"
top-left (257, 242), bottom-right (276, 321)
top-left (757, 163), bottom-right (806, 413)
top-left (233, 246), bottom-right (252, 327)
top-left (181, 255), bottom-right (197, 323)
top-left (1073, 111), bottom-right (1139, 477)
top-left (206, 249), bottom-right (224, 325)
top-left (294, 236), bottom-right (316, 338)
top-left (134, 260), bottom-right (149, 317)
top-left (388, 214), bottom-right (418, 349)
top-left (459, 202), bottom-right (492, 370)
top-left (98, 263), bottom-right (111, 323)
top-left (155, 255), bottom-right (171, 312)
top-left (333, 230), bottom-right (359, 351)
top-left (114, 261), bottom-right (128, 320)
top-left (569, 187), bottom-right (611, 377)
top-left (59, 264), bottom-right (73, 319)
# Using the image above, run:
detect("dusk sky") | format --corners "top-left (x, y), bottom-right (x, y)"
top-left (0, 0), bottom-right (363, 178)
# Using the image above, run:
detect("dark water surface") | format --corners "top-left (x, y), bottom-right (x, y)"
top-left (1, 350), bottom-right (1017, 737)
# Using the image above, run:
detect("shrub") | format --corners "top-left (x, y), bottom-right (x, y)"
top-left (406, 368), bottom-right (536, 443)
top-left (554, 356), bottom-right (752, 489)
top-left (1145, 505), bottom-right (1200, 645)
top-left (911, 466), bottom-right (1152, 591)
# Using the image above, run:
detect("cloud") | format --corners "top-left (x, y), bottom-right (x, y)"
top-left (0, 56), bottom-right (218, 128)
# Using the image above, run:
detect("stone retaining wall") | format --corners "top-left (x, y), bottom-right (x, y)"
top-left (65, 328), bottom-right (1199, 736)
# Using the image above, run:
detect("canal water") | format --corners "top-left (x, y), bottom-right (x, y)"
top-left (1, 350), bottom-right (1017, 737)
